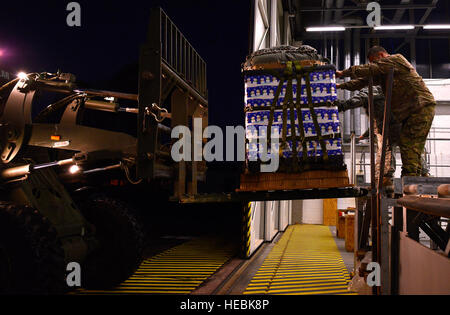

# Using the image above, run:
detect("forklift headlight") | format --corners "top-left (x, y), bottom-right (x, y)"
top-left (69, 165), bottom-right (81, 174)
top-left (17, 72), bottom-right (28, 81)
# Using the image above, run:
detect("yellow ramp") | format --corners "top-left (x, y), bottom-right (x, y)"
top-left (244, 224), bottom-right (355, 295)
top-left (74, 238), bottom-right (235, 295)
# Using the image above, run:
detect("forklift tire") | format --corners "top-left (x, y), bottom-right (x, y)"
top-left (77, 195), bottom-right (145, 289)
top-left (0, 203), bottom-right (66, 295)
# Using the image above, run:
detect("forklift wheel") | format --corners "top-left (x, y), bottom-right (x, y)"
top-left (0, 203), bottom-right (66, 294)
top-left (78, 195), bottom-right (145, 289)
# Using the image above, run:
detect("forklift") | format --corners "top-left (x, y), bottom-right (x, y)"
top-left (0, 8), bottom-right (208, 294)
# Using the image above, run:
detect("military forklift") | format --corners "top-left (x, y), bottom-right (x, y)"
top-left (0, 8), bottom-right (209, 294)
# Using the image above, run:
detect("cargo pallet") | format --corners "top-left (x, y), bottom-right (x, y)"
top-left (238, 170), bottom-right (351, 192)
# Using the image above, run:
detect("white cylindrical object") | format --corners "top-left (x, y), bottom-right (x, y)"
top-left (302, 199), bottom-right (324, 225)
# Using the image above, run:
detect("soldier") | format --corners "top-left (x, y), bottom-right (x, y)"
top-left (336, 46), bottom-right (436, 181)
top-left (336, 86), bottom-right (429, 194)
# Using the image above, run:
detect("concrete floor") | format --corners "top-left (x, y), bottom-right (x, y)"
top-left (329, 226), bottom-right (355, 275)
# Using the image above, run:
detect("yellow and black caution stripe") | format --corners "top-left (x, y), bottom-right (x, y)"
top-left (74, 238), bottom-right (235, 295)
top-left (241, 202), bottom-right (253, 259)
top-left (244, 224), bottom-right (355, 295)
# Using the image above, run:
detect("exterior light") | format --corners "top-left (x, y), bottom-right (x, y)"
top-left (306, 26), bottom-right (346, 32)
top-left (17, 72), bottom-right (28, 80)
top-left (374, 25), bottom-right (414, 30)
top-left (423, 24), bottom-right (450, 30)
top-left (69, 165), bottom-right (81, 174)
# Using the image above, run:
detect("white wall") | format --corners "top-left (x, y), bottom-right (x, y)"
top-left (302, 199), bottom-right (324, 225)
top-left (351, 114), bottom-right (450, 181)
top-left (425, 115), bottom-right (450, 177)
top-left (351, 79), bottom-right (450, 181)
top-left (252, 0), bottom-right (291, 52)
top-left (250, 202), bottom-right (265, 254)
top-left (253, 0), bottom-right (269, 51)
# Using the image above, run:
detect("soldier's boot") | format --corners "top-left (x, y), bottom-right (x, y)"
top-left (382, 177), bottom-right (395, 198)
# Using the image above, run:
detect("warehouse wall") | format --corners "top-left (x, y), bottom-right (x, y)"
top-left (291, 200), bottom-right (303, 224)
top-left (351, 112), bottom-right (450, 181)
top-left (252, 0), bottom-right (291, 52)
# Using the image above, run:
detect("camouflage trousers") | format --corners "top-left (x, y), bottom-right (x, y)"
top-left (399, 104), bottom-right (435, 177)
top-left (375, 133), bottom-right (395, 182)
top-left (375, 134), bottom-right (430, 181)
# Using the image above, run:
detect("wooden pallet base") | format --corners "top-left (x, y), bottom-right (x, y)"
top-left (238, 170), bottom-right (351, 192)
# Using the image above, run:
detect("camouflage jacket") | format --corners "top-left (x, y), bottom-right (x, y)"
top-left (340, 54), bottom-right (436, 123)
top-left (339, 86), bottom-right (387, 134)
top-left (339, 86), bottom-right (401, 138)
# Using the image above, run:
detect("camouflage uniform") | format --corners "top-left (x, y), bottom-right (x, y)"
top-left (339, 54), bottom-right (436, 177)
top-left (337, 86), bottom-right (399, 181)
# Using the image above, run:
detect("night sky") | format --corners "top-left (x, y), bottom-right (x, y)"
top-left (0, 0), bottom-right (251, 128)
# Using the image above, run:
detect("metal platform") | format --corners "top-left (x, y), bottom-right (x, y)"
top-left (175, 187), bottom-right (368, 204)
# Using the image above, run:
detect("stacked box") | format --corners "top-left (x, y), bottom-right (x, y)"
top-left (244, 66), bottom-right (345, 172)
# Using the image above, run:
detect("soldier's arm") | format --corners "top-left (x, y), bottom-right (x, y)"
top-left (341, 62), bottom-right (392, 79)
top-left (339, 78), bottom-right (369, 91)
top-left (339, 92), bottom-right (368, 112)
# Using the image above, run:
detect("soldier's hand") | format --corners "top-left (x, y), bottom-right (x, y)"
top-left (336, 71), bottom-right (344, 78)
top-left (335, 100), bottom-right (346, 112)
top-left (336, 83), bottom-right (342, 89)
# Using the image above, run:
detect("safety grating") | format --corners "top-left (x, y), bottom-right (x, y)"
top-left (244, 224), bottom-right (356, 295)
top-left (74, 238), bottom-right (235, 295)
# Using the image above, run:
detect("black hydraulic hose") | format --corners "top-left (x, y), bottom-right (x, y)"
top-left (34, 93), bottom-right (83, 123)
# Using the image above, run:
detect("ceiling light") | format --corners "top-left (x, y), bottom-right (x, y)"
top-left (423, 24), bottom-right (450, 30)
top-left (374, 25), bottom-right (414, 30)
top-left (306, 26), bottom-right (346, 32)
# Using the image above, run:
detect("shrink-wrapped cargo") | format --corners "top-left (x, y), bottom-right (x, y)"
top-left (243, 45), bottom-right (346, 173)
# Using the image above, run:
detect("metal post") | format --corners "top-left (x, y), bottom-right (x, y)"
top-left (368, 76), bottom-right (378, 295)
top-left (408, 4), bottom-right (417, 68)
top-left (138, 8), bottom-right (162, 179)
top-left (378, 69), bottom-right (394, 193)
top-left (353, 29), bottom-right (361, 137)
top-left (351, 132), bottom-right (356, 185)
top-left (428, 40), bottom-right (433, 78)
top-left (380, 197), bottom-right (391, 295)
top-left (374, 68), bottom-right (394, 295)
top-left (344, 30), bottom-right (352, 141)
top-left (390, 205), bottom-right (403, 295)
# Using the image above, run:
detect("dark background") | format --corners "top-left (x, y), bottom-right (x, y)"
top-left (0, 0), bottom-right (251, 129)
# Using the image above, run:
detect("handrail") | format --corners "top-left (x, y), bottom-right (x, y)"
top-left (397, 196), bottom-right (450, 218)
top-left (159, 8), bottom-right (208, 100)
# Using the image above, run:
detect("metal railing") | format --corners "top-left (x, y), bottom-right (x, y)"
top-left (352, 130), bottom-right (450, 180)
top-left (160, 9), bottom-right (208, 100)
